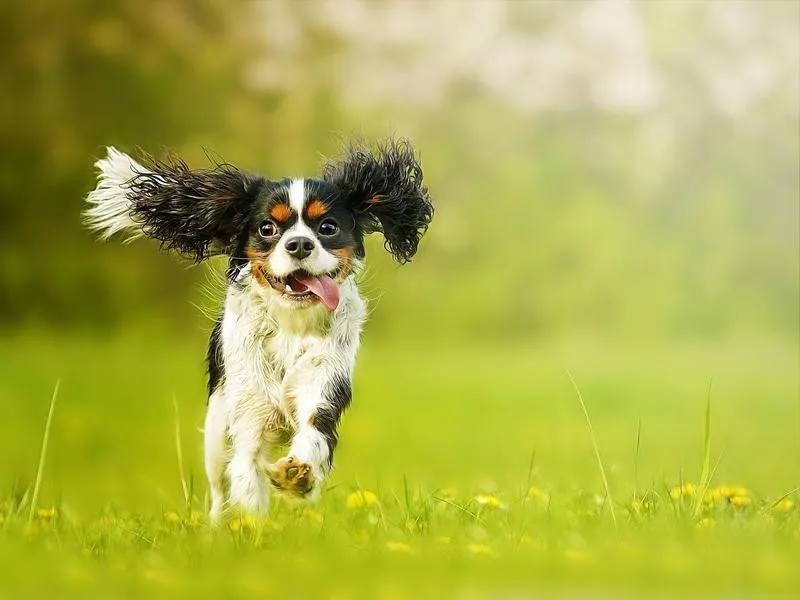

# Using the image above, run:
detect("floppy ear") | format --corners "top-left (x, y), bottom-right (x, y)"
top-left (321, 139), bottom-right (433, 263)
top-left (85, 147), bottom-right (263, 261)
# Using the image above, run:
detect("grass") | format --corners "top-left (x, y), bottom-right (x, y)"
top-left (0, 330), bottom-right (798, 597)
top-left (566, 367), bottom-right (617, 528)
top-left (27, 380), bottom-right (59, 524)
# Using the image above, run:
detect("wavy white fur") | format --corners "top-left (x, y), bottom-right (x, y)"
top-left (84, 147), bottom-right (149, 241)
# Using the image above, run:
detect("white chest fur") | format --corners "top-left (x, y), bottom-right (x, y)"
top-left (219, 274), bottom-right (365, 436)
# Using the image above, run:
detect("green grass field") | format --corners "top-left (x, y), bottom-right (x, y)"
top-left (1, 331), bottom-right (798, 597)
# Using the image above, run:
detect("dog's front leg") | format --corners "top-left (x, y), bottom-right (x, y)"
top-left (226, 406), bottom-right (271, 515)
top-left (268, 367), bottom-right (352, 501)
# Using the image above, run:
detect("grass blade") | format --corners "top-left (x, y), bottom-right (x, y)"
top-left (634, 418), bottom-right (641, 501)
top-left (28, 380), bottom-right (60, 523)
top-left (693, 382), bottom-right (712, 517)
top-left (566, 368), bottom-right (617, 529)
top-left (172, 396), bottom-right (190, 509)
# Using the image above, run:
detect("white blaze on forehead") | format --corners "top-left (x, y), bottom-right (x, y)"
top-left (285, 177), bottom-right (314, 237)
top-left (288, 178), bottom-right (306, 215)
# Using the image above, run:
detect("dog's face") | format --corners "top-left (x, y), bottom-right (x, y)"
top-left (86, 139), bottom-right (433, 313)
top-left (243, 178), bottom-right (362, 311)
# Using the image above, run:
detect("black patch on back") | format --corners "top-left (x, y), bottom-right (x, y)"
top-left (314, 375), bottom-right (353, 466)
top-left (206, 319), bottom-right (224, 399)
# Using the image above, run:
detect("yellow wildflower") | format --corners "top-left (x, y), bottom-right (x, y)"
top-left (528, 486), bottom-right (550, 504)
top-left (346, 490), bottom-right (379, 509)
top-left (36, 507), bottom-right (55, 520)
top-left (696, 517), bottom-right (716, 529)
top-left (725, 486), bottom-right (748, 498)
top-left (385, 541), bottom-right (414, 554)
top-left (465, 543), bottom-right (493, 556)
top-left (775, 499), bottom-right (794, 513)
top-left (164, 511), bottom-right (181, 524)
top-left (437, 487), bottom-right (458, 500)
top-left (730, 495), bottom-right (751, 508)
top-left (229, 515), bottom-right (256, 532)
top-left (670, 483), bottom-right (696, 499)
top-left (473, 494), bottom-right (506, 509)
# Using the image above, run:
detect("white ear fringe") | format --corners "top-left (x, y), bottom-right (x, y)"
top-left (84, 147), bottom-right (149, 241)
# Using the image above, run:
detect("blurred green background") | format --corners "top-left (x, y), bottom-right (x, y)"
top-left (0, 0), bottom-right (798, 519)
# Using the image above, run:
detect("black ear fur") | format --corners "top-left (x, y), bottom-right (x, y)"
top-left (322, 139), bottom-right (433, 263)
top-left (127, 154), bottom-right (263, 261)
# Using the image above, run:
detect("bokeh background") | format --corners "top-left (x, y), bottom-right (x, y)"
top-left (1, 0), bottom-right (798, 522)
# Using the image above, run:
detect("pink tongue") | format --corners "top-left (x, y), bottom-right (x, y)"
top-left (294, 274), bottom-right (340, 311)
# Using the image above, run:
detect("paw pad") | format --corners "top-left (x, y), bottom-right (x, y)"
top-left (267, 456), bottom-right (314, 497)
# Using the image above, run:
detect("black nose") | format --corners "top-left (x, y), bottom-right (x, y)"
top-left (285, 236), bottom-right (314, 260)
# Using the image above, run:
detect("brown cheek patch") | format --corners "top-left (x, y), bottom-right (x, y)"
top-left (246, 247), bottom-right (273, 286)
top-left (331, 247), bottom-right (354, 280)
top-left (270, 203), bottom-right (292, 222)
top-left (306, 199), bottom-right (327, 220)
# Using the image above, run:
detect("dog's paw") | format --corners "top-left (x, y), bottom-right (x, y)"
top-left (266, 456), bottom-right (314, 498)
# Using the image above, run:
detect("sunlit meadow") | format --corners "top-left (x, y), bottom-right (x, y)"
top-left (2, 1), bottom-right (799, 597)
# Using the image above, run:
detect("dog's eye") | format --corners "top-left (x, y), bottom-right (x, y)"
top-left (318, 219), bottom-right (339, 236)
top-left (258, 221), bottom-right (279, 238)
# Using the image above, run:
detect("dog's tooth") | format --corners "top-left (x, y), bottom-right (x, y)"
top-left (285, 284), bottom-right (292, 293)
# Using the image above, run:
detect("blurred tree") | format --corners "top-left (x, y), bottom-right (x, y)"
top-left (0, 0), bottom-right (253, 326)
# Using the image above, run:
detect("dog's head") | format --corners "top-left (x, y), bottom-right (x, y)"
top-left (85, 140), bottom-right (433, 311)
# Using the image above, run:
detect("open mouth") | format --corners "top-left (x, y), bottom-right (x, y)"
top-left (263, 269), bottom-right (341, 311)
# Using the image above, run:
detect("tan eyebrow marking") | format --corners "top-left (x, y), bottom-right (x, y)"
top-left (270, 203), bottom-right (292, 222)
top-left (306, 199), bottom-right (327, 220)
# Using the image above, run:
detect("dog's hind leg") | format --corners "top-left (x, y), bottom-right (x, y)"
top-left (204, 391), bottom-right (229, 523)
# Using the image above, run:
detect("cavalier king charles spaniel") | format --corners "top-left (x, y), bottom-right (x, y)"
top-left (85, 140), bottom-right (433, 521)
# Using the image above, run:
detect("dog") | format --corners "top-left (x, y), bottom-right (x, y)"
top-left (84, 140), bottom-right (433, 521)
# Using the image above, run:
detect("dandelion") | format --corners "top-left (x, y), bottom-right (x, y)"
top-left (346, 490), bottom-right (379, 509)
top-left (670, 483), bottom-right (696, 500)
top-left (229, 515), bottom-right (256, 532)
top-left (437, 487), bottom-right (458, 500)
top-left (528, 486), bottom-right (550, 504)
top-left (164, 511), bottom-right (181, 524)
top-left (465, 542), bottom-right (493, 556)
top-left (730, 495), bottom-right (751, 508)
top-left (473, 494), bottom-right (507, 509)
top-left (774, 499), bottom-right (794, 513)
top-left (36, 507), bottom-right (55, 520)
top-left (385, 541), bottom-right (414, 554)
top-left (724, 486), bottom-right (749, 499)
top-left (696, 517), bottom-right (716, 529)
